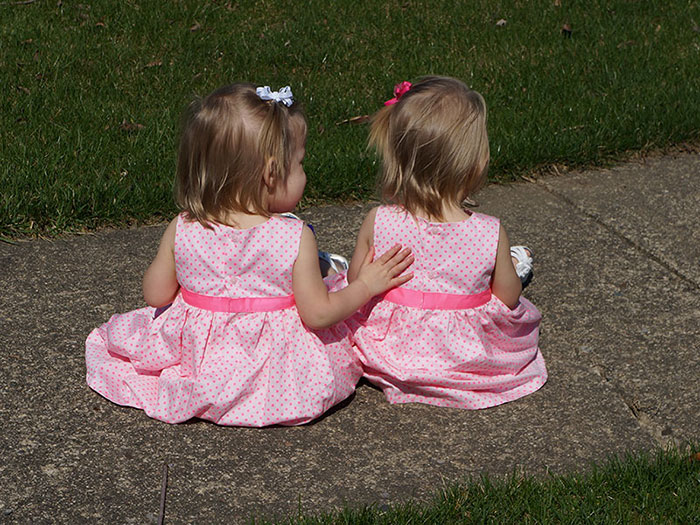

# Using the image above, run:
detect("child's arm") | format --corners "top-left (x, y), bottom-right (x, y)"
top-left (293, 226), bottom-right (413, 329)
top-left (347, 207), bottom-right (378, 283)
top-left (491, 224), bottom-right (523, 309)
top-left (142, 218), bottom-right (180, 308)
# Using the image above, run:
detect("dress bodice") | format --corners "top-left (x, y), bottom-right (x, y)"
top-left (174, 213), bottom-right (303, 298)
top-left (373, 205), bottom-right (500, 295)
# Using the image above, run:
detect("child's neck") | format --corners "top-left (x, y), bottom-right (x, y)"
top-left (413, 202), bottom-right (472, 223)
top-left (220, 211), bottom-right (271, 230)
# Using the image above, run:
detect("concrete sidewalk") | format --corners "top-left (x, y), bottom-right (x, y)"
top-left (1, 153), bottom-right (698, 523)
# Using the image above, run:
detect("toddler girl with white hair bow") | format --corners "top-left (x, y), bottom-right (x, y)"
top-left (85, 82), bottom-right (413, 426)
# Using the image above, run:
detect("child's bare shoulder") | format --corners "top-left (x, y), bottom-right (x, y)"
top-left (358, 206), bottom-right (380, 239)
top-left (160, 216), bottom-right (179, 248)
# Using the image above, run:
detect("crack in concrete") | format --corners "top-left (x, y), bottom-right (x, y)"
top-left (538, 180), bottom-right (688, 447)
top-left (537, 181), bottom-right (700, 292)
top-left (588, 362), bottom-right (677, 448)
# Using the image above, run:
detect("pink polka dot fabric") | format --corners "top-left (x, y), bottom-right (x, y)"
top-left (351, 205), bottom-right (547, 409)
top-left (85, 213), bottom-right (362, 427)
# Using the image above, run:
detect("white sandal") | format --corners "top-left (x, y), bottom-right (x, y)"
top-left (319, 251), bottom-right (349, 273)
top-left (510, 245), bottom-right (533, 288)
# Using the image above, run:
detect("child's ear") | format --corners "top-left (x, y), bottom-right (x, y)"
top-left (262, 157), bottom-right (277, 190)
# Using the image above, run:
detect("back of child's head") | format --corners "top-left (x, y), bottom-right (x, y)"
top-left (175, 82), bottom-right (306, 226)
top-left (369, 76), bottom-right (489, 220)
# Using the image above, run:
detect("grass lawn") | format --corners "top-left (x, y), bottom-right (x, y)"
top-left (267, 445), bottom-right (700, 524)
top-left (2, 0), bottom-right (700, 237)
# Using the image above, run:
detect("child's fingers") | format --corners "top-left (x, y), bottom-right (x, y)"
top-left (362, 245), bottom-right (376, 266)
top-left (375, 244), bottom-right (402, 264)
top-left (391, 272), bottom-right (414, 287)
top-left (394, 247), bottom-right (412, 260)
top-left (382, 246), bottom-right (412, 268)
top-left (388, 254), bottom-right (414, 277)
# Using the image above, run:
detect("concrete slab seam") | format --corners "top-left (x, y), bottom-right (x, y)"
top-left (537, 181), bottom-right (700, 292)
top-left (536, 179), bottom-right (692, 447)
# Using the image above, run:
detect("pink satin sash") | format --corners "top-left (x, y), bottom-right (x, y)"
top-left (383, 287), bottom-right (491, 310)
top-left (181, 288), bottom-right (295, 313)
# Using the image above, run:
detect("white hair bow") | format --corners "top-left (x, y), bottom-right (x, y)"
top-left (256, 85), bottom-right (294, 107)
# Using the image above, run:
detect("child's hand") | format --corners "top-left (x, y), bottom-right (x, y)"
top-left (357, 244), bottom-right (414, 297)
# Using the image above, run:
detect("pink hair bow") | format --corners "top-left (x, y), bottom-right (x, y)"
top-left (384, 81), bottom-right (412, 106)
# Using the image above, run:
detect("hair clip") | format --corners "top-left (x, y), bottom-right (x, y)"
top-left (384, 81), bottom-right (412, 106)
top-left (256, 85), bottom-right (294, 107)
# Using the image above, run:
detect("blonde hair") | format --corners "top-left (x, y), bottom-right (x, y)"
top-left (369, 76), bottom-right (489, 221)
top-left (175, 82), bottom-right (306, 227)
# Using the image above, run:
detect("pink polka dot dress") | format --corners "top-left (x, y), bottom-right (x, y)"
top-left (85, 214), bottom-right (362, 426)
top-left (351, 205), bottom-right (547, 409)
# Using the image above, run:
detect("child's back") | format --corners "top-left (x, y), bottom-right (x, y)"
top-left (352, 205), bottom-right (546, 408)
top-left (86, 213), bottom-right (362, 426)
top-left (349, 76), bottom-right (547, 408)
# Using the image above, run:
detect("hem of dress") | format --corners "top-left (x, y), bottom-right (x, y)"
top-left (86, 375), bottom-right (352, 427)
top-left (380, 375), bottom-right (548, 410)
